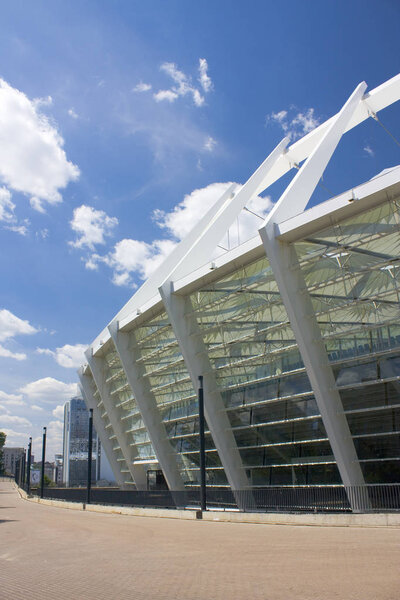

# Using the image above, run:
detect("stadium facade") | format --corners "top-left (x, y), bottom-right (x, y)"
top-left (79, 74), bottom-right (400, 499)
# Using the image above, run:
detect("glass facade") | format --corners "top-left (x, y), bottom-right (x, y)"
top-left (84, 180), bottom-right (400, 490)
top-left (127, 312), bottom-right (228, 486)
top-left (89, 372), bottom-right (135, 486)
top-left (295, 195), bottom-right (400, 483)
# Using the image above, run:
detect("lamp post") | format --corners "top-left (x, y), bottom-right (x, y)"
top-left (86, 408), bottom-right (93, 504)
top-left (40, 427), bottom-right (47, 499)
top-left (21, 450), bottom-right (26, 488)
top-left (26, 437), bottom-right (32, 495)
top-left (198, 376), bottom-right (206, 512)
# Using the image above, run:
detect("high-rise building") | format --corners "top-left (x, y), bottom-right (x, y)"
top-left (62, 397), bottom-right (99, 486)
top-left (3, 447), bottom-right (24, 476)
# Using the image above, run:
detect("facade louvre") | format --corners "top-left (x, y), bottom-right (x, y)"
top-left (79, 74), bottom-right (400, 492)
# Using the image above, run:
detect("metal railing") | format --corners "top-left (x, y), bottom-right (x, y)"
top-left (28, 484), bottom-right (400, 513)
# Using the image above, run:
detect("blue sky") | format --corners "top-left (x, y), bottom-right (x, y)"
top-left (0, 0), bottom-right (399, 459)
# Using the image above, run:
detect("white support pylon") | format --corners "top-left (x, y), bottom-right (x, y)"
top-left (108, 321), bottom-right (185, 491)
top-left (259, 83), bottom-right (368, 508)
top-left (156, 138), bottom-right (290, 496)
top-left (78, 368), bottom-right (128, 488)
top-left (160, 284), bottom-right (251, 493)
top-left (85, 349), bottom-right (148, 490)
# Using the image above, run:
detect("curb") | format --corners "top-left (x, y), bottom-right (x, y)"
top-left (17, 488), bottom-right (400, 527)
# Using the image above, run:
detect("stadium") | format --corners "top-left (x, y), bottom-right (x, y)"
top-left (79, 74), bottom-right (400, 510)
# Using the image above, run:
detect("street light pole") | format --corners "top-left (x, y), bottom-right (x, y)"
top-left (86, 408), bottom-right (93, 504)
top-left (26, 437), bottom-right (32, 495)
top-left (198, 376), bottom-right (207, 512)
top-left (40, 427), bottom-right (47, 499)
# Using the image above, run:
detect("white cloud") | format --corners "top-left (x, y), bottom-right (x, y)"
top-left (0, 391), bottom-right (25, 406)
top-left (19, 377), bottom-right (78, 404)
top-left (1, 428), bottom-right (28, 442)
top-left (0, 308), bottom-right (38, 342)
top-left (0, 414), bottom-right (31, 427)
top-left (0, 78), bottom-right (79, 206)
top-left (198, 58), bottom-right (212, 93)
top-left (0, 345), bottom-right (26, 360)
top-left (52, 405), bottom-right (65, 420)
top-left (69, 204), bottom-right (118, 250)
top-left (68, 108), bottom-right (79, 119)
top-left (133, 82), bottom-right (152, 93)
top-left (45, 419), bottom-right (64, 458)
top-left (153, 89), bottom-right (179, 103)
top-left (31, 405), bottom-right (43, 412)
top-left (36, 343), bottom-right (87, 368)
top-left (364, 145), bottom-right (374, 157)
top-left (153, 60), bottom-right (212, 107)
top-left (266, 106), bottom-right (321, 141)
top-left (0, 187), bottom-right (15, 222)
top-left (0, 187), bottom-right (30, 235)
top-left (87, 182), bottom-right (272, 287)
top-left (30, 196), bottom-right (46, 213)
top-left (0, 404), bottom-right (10, 414)
top-left (204, 136), bottom-right (217, 152)
top-left (5, 221), bottom-right (29, 236)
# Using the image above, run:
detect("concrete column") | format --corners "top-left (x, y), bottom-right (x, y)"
top-left (160, 283), bottom-right (251, 492)
top-left (108, 321), bottom-right (185, 491)
top-left (78, 369), bottom-right (128, 488)
top-left (85, 350), bottom-right (147, 490)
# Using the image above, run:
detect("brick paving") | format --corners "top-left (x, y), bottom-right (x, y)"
top-left (0, 481), bottom-right (399, 600)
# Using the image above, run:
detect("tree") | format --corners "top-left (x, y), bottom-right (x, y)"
top-left (0, 432), bottom-right (6, 475)
top-left (43, 474), bottom-right (55, 487)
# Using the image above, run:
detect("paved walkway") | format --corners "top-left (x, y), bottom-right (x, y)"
top-left (1, 481), bottom-right (399, 600)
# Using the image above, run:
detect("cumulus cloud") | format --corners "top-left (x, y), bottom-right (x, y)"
top-left (86, 182), bottom-right (272, 287)
top-left (0, 186), bottom-right (30, 235)
top-left (0, 78), bottom-right (79, 207)
top-left (0, 346), bottom-right (26, 360)
top-left (52, 405), bottom-right (65, 420)
top-left (0, 187), bottom-right (16, 222)
top-left (36, 343), bottom-right (87, 368)
top-left (0, 309), bottom-right (38, 342)
top-left (0, 309), bottom-right (37, 360)
top-left (19, 377), bottom-right (78, 403)
top-left (0, 414), bottom-right (31, 427)
top-left (152, 59), bottom-right (213, 107)
top-left (266, 106), bottom-right (321, 141)
top-left (0, 390), bottom-right (25, 406)
top-left (133, 82), bottom-right (152, 93)
top-left (69, 205), bottom-right (118, 250)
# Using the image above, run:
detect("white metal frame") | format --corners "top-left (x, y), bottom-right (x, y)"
top-left (80, 74), bottom-right (400, 498)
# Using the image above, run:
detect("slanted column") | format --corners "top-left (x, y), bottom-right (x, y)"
top-left (85, 350), bottom-right (148, 490)
top-left (160, 283), bottom-right (251, 492)
top-left (259, 81), bottom-right (368, 509)
top-left (260, 236), bottom-right (365, 494)
top-left (108, 321), bottom-right (185, 491)
top-left (78, 369), bottom-right (128, 489)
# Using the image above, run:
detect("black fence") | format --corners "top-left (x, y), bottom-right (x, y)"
top-left (28, 484), bottom-right (400, 513)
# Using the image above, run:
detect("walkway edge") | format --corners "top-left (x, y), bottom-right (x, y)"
top-left (17, 487), bottom-right (400, 527)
